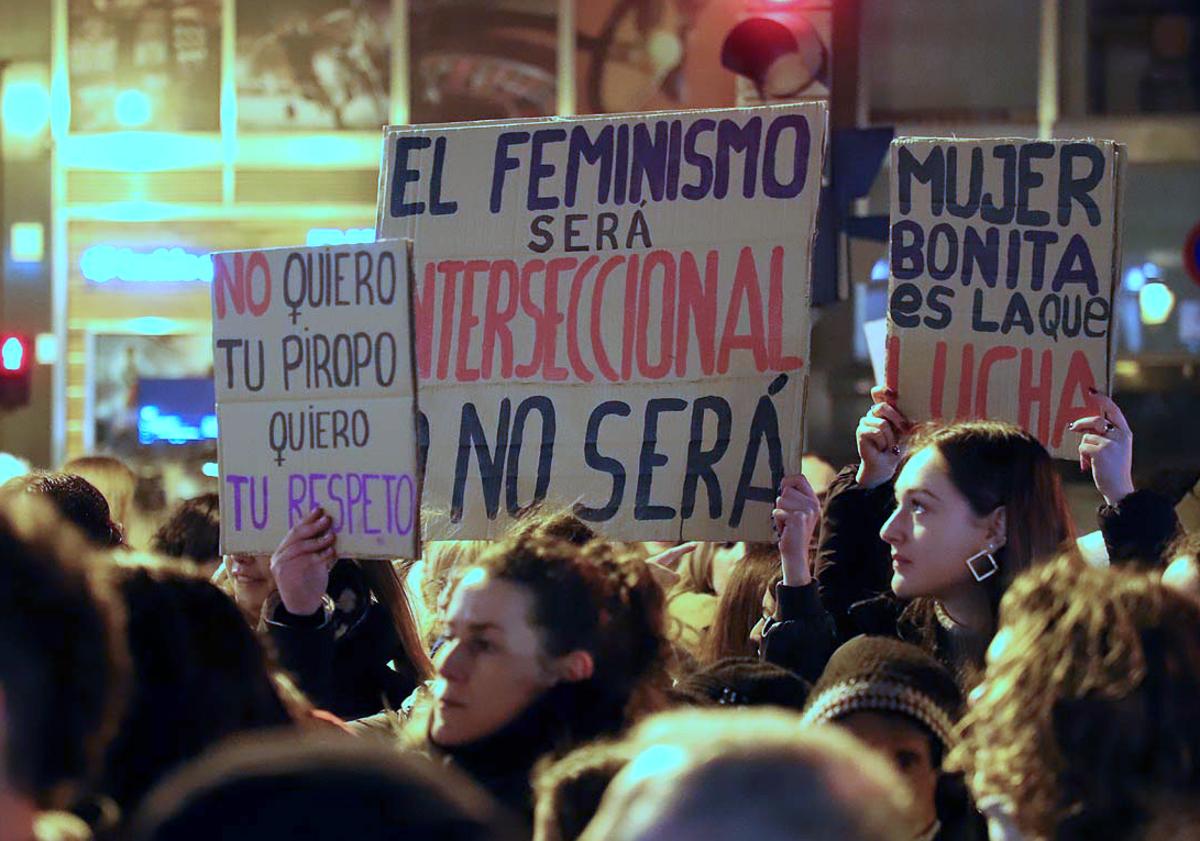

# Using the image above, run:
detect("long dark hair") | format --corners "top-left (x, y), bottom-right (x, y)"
top-left (98, 562), bottom-right (294, 814)
top-left (699, 543), bottom-right (778, 664)
top-left (901, 421), bottom-right (1075, 621)
top-left (471, 527), bottom-right (671, 737)
top-left (358, 559), bottom-right (433, 683)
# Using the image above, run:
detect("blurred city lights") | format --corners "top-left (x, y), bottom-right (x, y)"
top-left (202, 462), bottom-right (220, 478)
top-left (305, 227), bottom-right (375, 246)
top-left (871, 258), bottom-right (889, 282)
top-left (10, 223), bottom-right (45, 264)
top-left (1139, 282), bottom-right (1176, 325)
top-left (1124, 266), bottom-right (1146, 292)
top-left (2, 78), bottom-right (51, 140)
top-left (34, 334), bottom-right (58, 365)
top-left (81, 245), bottom-right (213, 284)
top-left (114, 89), bottom-right (152, 127)
top-left (1, 337), bottom-right (27, 372)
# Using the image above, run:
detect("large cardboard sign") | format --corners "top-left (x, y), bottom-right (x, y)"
top-left (211, 241), bottom-right (421, 558)
top-left (885, 138), bottom-right (1125, 458)
top-left (377, 103), bottom-right (827, 540)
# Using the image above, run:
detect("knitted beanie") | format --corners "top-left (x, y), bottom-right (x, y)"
top-left (801, 636), bottom-right (962, 751)
top-left (674, 657), bottom-right (811, 711)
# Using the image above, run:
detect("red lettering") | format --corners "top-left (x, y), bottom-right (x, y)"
top-left (480, 260), bottom-right (518, 379)
top-left (454, 260), bottom-right (488, 382)
top-left (621, 255), bottom-right (639, 381)
top-left (541, 258), bottom-right (573, 381)
top-left (767, 246), bottom-right (802, 370)
top-left (676, 249), bottom-right (718, 377)
top-left (717, 246), bottom-right (768, 374)
top-left (637, 250), bottom-right (676, 380)
top-left (591, 256), bottom-right (623, 382)
top-left (1018, 348), bottom-right (1053, 443)
top-left (246, 252), bottom-right (271, 316)
top-left (436, 261), bottom-right (462, 381)
top-left (213, 254), bottom-right (240, 320)
top-left (213, 253), bottom-right (270, 319)
top-left (956, 344), bottom-right (975, 420)
top-left (973, 346), bottom-right (1018, 417)
top-left (515, 260), bottom-right (546, 378)
top-left (929, 340), bottom-right (947, 419)
top-left (886, 334), bottom-right (900, 395)
top-left (567, 256), bottom-right (598, 383)
top-left (1052, 351), bottom-right (1100, 448)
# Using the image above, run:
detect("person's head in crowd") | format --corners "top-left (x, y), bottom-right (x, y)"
top-left (417, 540), bottom-right (490, 647)
top-left (672, 657), bottom-right (809, 711)
top-left (700, 542), bottom-right (779, 663)
top-left (2, 471), bottom-right (126, 549)
top-left (951, 555), bottom-right (1200, 841)
top-left (1162, 531), bottom-right (1200, 603)
top-left (532, 741), bottom-right (632, 841)
top-left (96, 559), bottom-right (295, 818)
top-left (432, 529), bottom-right (670, 748)
top-left (62, 455), bottom-right (137, 538)
top-left (129, 734), bottom-right (516, 841)
top-left (0, 494), bottom-right (126, 824)
top-left (151, 494), bottom-right (221, 577)
top-left (802, 637), bottom-right (965, 840)
top-left (579, 708), bottom-right (913, 841)
top-left (668, 542), bottom-right (744, 601)
top-left (882, 421), bottom-right (1073, 635)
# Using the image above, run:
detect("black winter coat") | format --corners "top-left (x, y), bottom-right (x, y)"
top-left (265, 559), bottom-right (420, 720)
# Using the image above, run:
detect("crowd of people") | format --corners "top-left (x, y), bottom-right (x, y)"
top-left (2, 387), bottom-right (1199, 841)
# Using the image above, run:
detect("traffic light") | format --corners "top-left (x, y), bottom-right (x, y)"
top-left (0, 334), bottom-right (32, 409)
top-left (720, 1), bottom-right (832, 105)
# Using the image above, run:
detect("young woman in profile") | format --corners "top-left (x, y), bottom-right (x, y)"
top-left (398, 526), bottom-right (671, 823)
top-left (763, 387), bottom-right (1173, 686)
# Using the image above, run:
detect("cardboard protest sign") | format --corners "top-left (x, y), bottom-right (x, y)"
top-left (211, 241), bottom-right (421, 558)
top-left (885, 138), bottom-right (1125, 458)
top-left (377, 103), bottom-right (827, 540)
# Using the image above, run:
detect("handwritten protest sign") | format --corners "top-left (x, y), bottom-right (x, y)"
top-left (377, 104), bottom-right (827, 540)
top-left (211, 241), bottom-right (421, 558)
top-left (885, 138), bottom-right (1125, 458)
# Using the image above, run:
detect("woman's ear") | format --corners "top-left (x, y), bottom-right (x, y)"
top-left (985, 506), bottom-right (1008, 550)
top-left (557, 650), bottom-right (595, 683)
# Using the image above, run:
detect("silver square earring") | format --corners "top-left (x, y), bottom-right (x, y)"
top-left (966, 546), bottom-right (999, 582)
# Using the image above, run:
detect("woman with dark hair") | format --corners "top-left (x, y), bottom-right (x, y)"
top-left (220, 507), bottom-right (432, 720)
top-left (151, 494), bottom-right (220, 576)
top-left (3, 472), bottom-right (126, 549)
top-left (699, 542), bottom-right (779, 664)
top-left (398, 526), bottom-right (671, 822)
top-left (762, 391), bottom-right (1075, 685)
top-left (94, 561), bottom-right (296, 824)
top-left (951, 555), bottom-right (1200, 841)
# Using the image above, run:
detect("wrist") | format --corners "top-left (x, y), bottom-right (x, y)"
top-left (780, 557), bottom-right (812, 587)
top-left (855, 463), bottom-right (889, 489)
top-left (279, 591), bottom-right (324, 617)
top-left (1102, 481), bottom-right (1135, 507)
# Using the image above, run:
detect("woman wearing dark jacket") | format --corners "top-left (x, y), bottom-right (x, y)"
top-left (763, 388), bottom-right (1181, 686)
top-left (395, 523), bottom-right (671, 825)
top-left (223, 506), bottom-right (432, 720)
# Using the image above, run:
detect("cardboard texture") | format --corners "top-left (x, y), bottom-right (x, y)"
top-left (377, 104), bottom-right (827, 540)
top-left (211, 240), bottom-right (422, 558)
top-left (885, 138), bottom-right (1125, 459)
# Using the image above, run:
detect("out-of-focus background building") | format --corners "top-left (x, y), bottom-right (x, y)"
top-left (0, 0), bottom-right (1197, 535)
